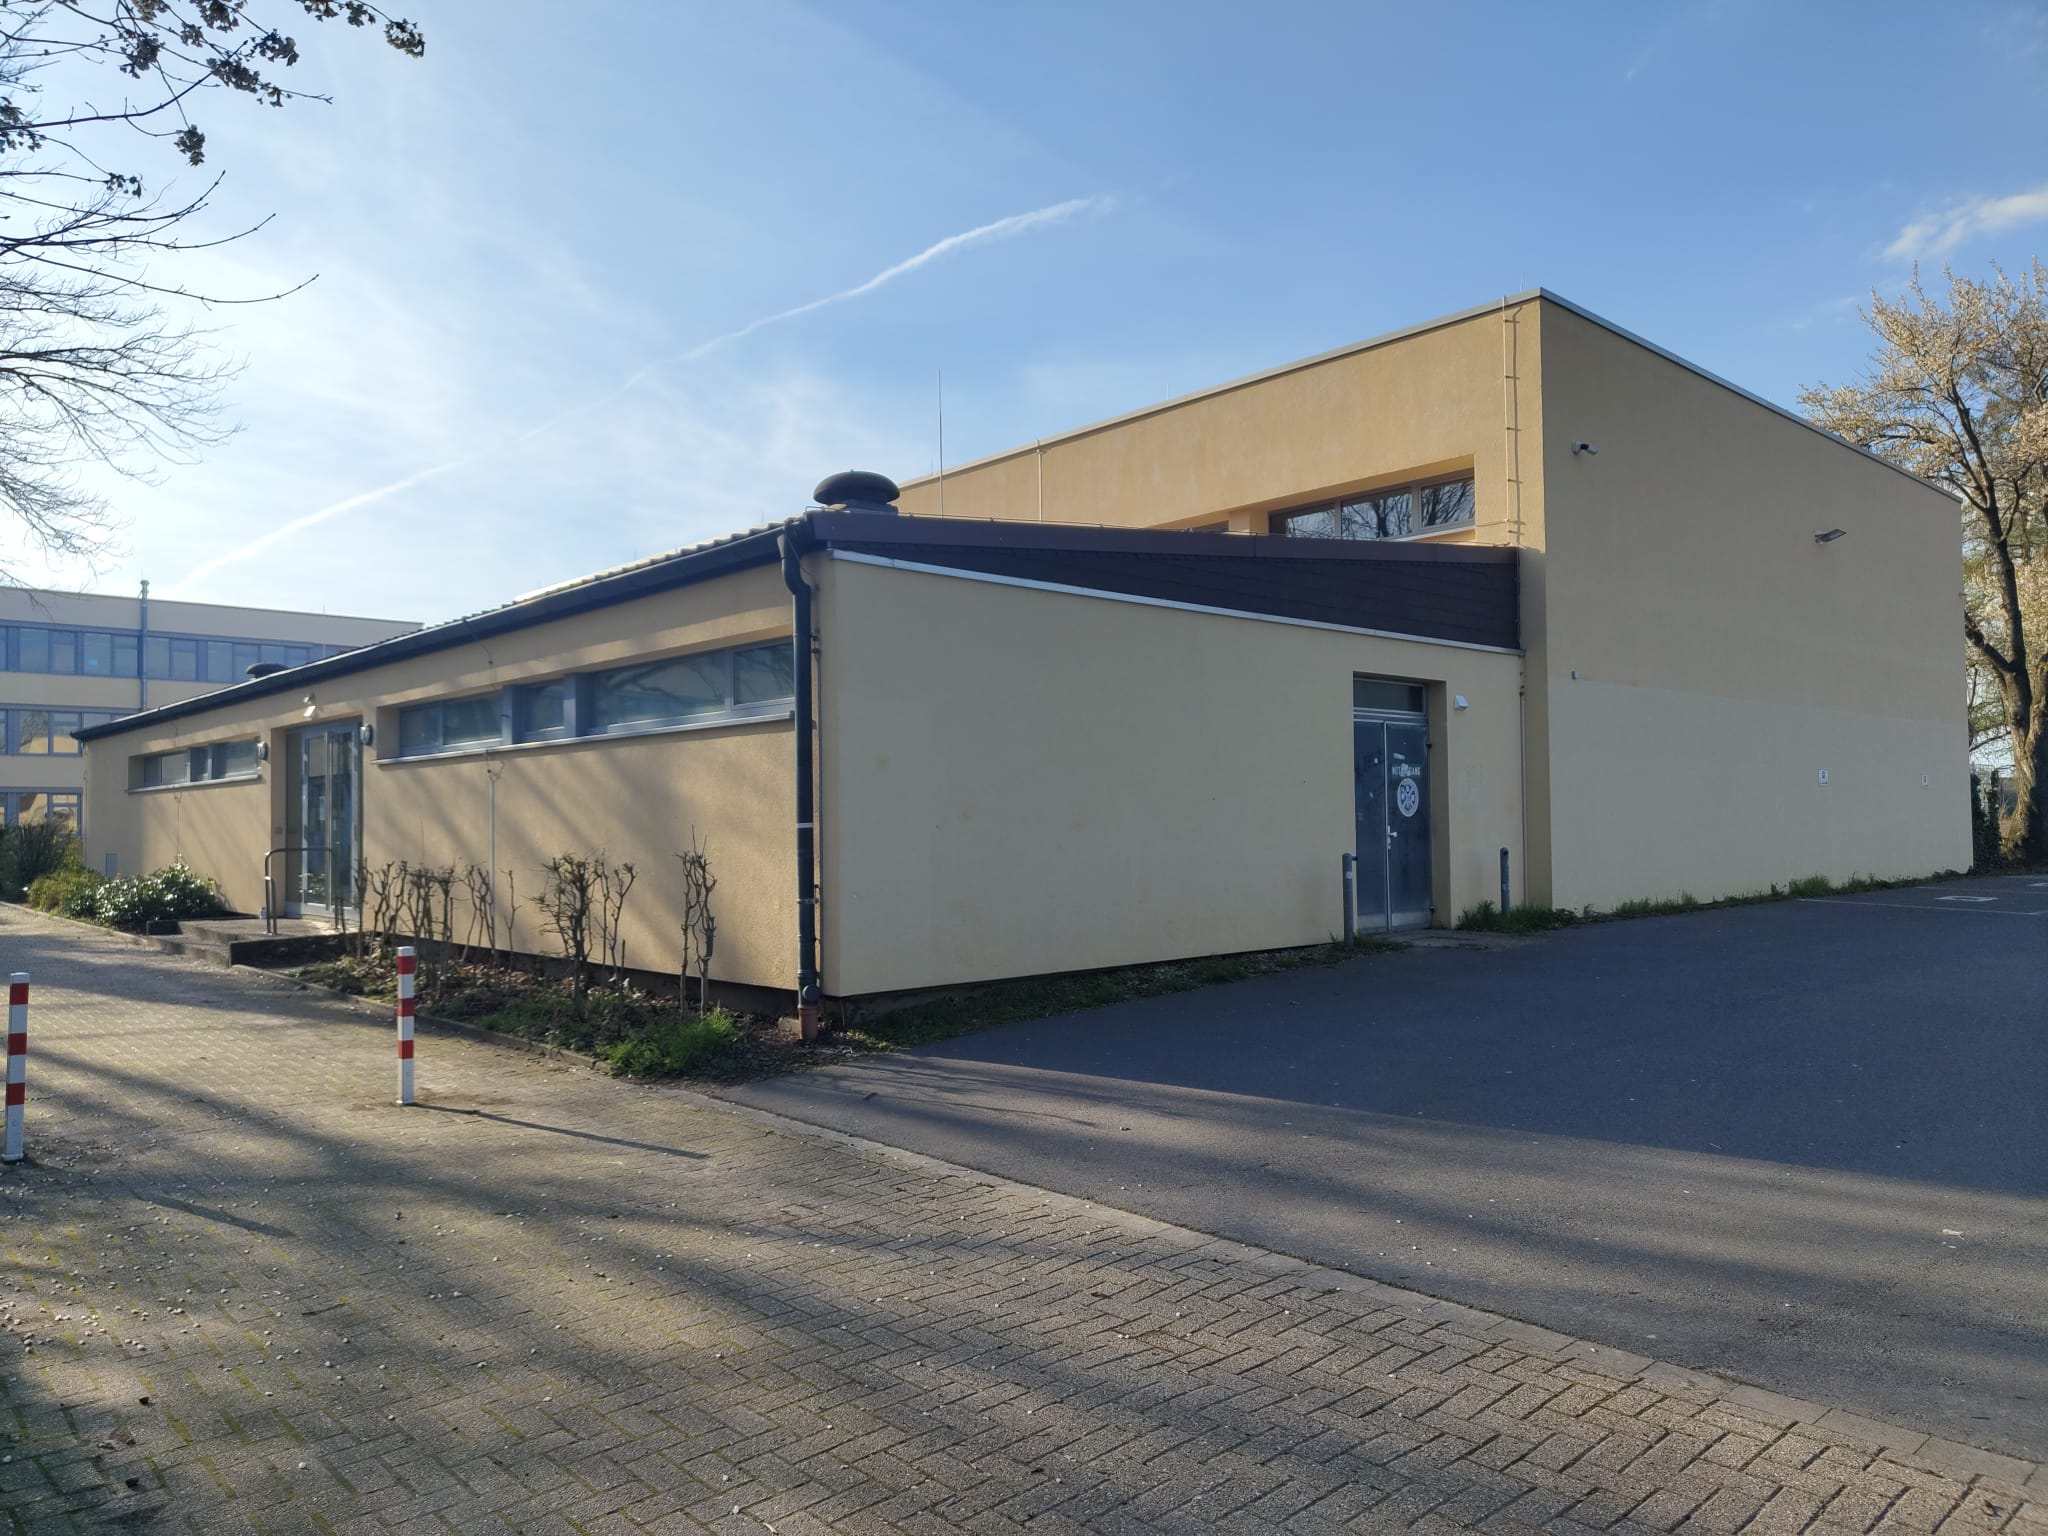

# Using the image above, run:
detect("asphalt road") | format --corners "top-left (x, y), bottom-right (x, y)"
top-left (731, 873), bottom-right (2048, 1461)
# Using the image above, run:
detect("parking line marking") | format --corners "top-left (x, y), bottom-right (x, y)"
top-left (1799, 898), bottom-right (2048, 916)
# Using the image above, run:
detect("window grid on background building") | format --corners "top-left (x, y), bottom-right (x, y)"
top-left (0, 789), bottom-right (81, 829)
top-left (0, 623), bottom-right (352, 682)
top-left (0, 707), bottom-right (127, 754)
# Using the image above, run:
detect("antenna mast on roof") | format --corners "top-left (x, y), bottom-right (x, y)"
top-left (936, 367), bottom-right (945, 517)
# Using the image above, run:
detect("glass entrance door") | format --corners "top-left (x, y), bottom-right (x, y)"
top-left (1353, 711), bottom-right (1432, 932)
top-left (288, 723), bottom-right (361, 916)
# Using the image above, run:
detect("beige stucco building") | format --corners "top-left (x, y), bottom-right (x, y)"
top-left (77, 290), bottom-right (1968, 1005)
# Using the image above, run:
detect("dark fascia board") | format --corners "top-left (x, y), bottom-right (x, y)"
top-left (75, 522), bottom-right (793, 742)
top-left (79, 509), bottom-right (1515, 744)
top-left (805, 510), bottom-right (1518, 567)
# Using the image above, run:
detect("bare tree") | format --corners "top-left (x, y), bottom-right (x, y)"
top-left (539, 852), bottom-right (595, 1008)
top-left (1802, 262), bottom-right (2048, 861)
top-left (0, 2), bottom-right (425, 576)
top-left (676, 831), bottom-right (716, 1015)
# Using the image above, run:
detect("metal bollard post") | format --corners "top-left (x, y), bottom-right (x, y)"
top-left (395, 947), bottom-right (416, 1106)
top-left (1500, 848), bottom-right (1511, 916)
top-left (1341, 853), bottom-right (1357, 944)
top-left (4, 973), bottom-right (26, 1163)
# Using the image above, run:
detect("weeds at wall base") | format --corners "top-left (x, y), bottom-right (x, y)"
top-left (839, 935), bottom-right (1401, 1053)
top-left (1454, 868), bottom-right (1972, 934)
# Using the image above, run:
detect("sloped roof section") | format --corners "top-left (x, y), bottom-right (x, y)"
top-left (78, 511), bottom-right (1518, 741)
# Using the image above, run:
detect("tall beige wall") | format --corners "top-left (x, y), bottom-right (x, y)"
top-left (890, 300), bottom-right (1559, 908)
top-left (1533, 304), bottom-right (1970, 906)
top-left (83, 566), bottom-right (798, 990)
top-left (894, 303), bottom-right (1540, 546)
top-left (816, 556), bottom-right (1523, 996)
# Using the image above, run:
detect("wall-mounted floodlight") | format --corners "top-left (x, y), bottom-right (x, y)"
top-left (1453, 695), bottom-right (1470, 711)
top-left (1814, 528), bottom-right (1848, 544)
top-left (1571, 441), bottom-right (1598, 456)
top-left (301, 693), bottom-right (318, 720)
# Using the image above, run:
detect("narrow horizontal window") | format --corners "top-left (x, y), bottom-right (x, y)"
top-left (732, 642), bottom-right (796, 705)
top-left (440, 694), bottom-right (502, 748)
top-left (391, 637), bottom-right (795, 760)
top-left (512, 679), bottom-right (571, 742)
top-left (1353, 677), bottom-right (1426, 714)
top-left (592, 652), bottom-right (727, 732)
top-left (1275, 474), bottom-right (1475, 542)
top-left (398, 704), bottom-right (440, 756)
top-left (136, 738), bottom-right (261, 787)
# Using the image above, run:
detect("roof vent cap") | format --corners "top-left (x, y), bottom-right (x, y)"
top-left (813, 470), bottom-right (901, 515)
top-left (244, 662), bottom-right (287, 679)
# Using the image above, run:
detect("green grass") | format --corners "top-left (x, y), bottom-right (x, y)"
top-left (1457, 869), bottom-right (1955, 934)
top-left (594, 1008), bottom-right (741, 1076)
top-left (1453, 901), bottom-right (1583, 934)
top-left (844, 935), bottom-right (1399, 1052)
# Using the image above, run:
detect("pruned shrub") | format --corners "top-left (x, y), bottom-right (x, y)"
top-left (93, 861), bottom-right (229, 930)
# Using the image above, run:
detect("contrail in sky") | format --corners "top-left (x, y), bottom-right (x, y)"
top-left (169, 195), bottom-right (1115, 595)
top-left (670, 195), bottom-right (1115, 367)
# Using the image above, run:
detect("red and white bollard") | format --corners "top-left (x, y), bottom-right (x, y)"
top-left (395, 947), bottom-right (416, 1106)
top-left (4, 972), bottom-right (26, 1164)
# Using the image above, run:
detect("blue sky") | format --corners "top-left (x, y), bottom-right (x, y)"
top-left (27, 0), bottom-right (2048, 622)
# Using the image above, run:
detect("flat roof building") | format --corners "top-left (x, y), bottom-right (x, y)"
top-left (1, 585), bottom-right (417, 839)
top-left (77, 291), bottom-right (1967, 1003)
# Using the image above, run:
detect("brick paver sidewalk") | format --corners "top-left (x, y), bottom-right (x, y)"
top-left (0, 908), bottom-right (2039, 1536)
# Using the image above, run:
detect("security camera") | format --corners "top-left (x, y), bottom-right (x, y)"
top-left (1572, 441), bottom-right (1598, 456)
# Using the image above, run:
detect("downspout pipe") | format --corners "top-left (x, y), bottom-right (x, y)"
top-left (779, 524), bottom-right (822, 1039)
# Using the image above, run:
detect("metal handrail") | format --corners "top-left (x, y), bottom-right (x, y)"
top-left (261, 844), bottom-right (343, 935)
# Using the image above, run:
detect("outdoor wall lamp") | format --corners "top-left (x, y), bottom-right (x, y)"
top-left (360, 722), bottom-right (375, 747)
top-left (1814, 528), bottom-right (1848, 544)
top-left (301, 693), bottom-right (317, 719)
top-left (1571, 441), bottom-right (1598, 456)
top-left (1453, 695), bottom-right (1470, 710)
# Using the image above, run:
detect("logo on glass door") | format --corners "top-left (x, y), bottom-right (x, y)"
top-left (1395, 776), bottom-right (1420, 818)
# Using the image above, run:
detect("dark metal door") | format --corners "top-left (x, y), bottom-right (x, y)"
top-left (1353, 711), bottom-right (1432, 932)
top-left (1354, 719), bottom-right (1390, 932)
top-left (1385, 718), bottom-right (1432, 929)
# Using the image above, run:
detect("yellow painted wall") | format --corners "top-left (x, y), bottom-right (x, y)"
top-left (894, 305), bottom-right (1535, 546)
top-left (816, 556), bottom-right (1524, 996)
top-left (1532, 304), bottom-right (1970, 905)
top-left (890, 299), bottom-right (1559, 907)
top-left (83, 565), bottom-right (799, 989)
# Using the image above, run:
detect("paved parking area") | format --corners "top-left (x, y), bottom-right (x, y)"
top-left (734, 875), bottom-right (2048, 1463)
top-left (0, 908), bottom-right (2042, 1533)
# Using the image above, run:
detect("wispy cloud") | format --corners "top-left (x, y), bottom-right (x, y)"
top-left (166, 458), bottom-right (468, 594)
top-left (1885, 179), bottom-right (2048, 261)
top-left (666, 195), bottom-right (1115, 368)
top-left (166, 194), bottom-right (1115, 594)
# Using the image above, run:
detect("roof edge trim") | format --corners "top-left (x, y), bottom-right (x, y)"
top-left (899, 288), bottom-right (1937, 498)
